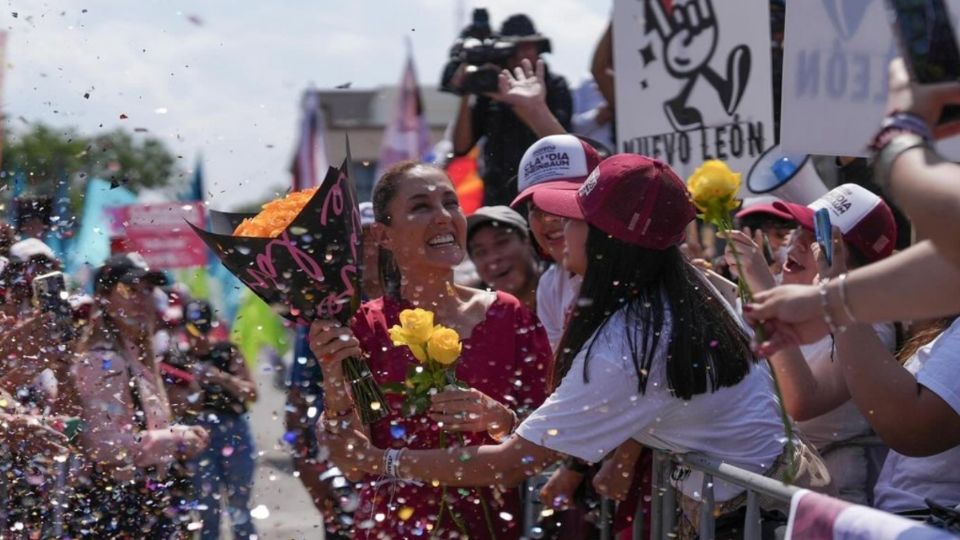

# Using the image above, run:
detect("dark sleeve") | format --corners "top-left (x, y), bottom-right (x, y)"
top-left (546, 74), bottom-right (574, 131)
top-left (511, 302), bottom-right (554, 417)
top-left (470, 96), bottom-right (490, 146)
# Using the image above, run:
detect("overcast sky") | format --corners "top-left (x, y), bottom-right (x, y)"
top-left (2, 0), bottom-right (609, 210)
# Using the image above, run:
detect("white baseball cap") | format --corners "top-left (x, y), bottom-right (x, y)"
top-left (9, 238), bottom-right (57, 263)
top-left (510, 134), bottom-right (602, 209)
top-left (774, 184), bottom-right (897, 262)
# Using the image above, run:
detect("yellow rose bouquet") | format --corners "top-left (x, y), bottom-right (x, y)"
top-left (384, 308), bottom-right (499, 537)
top-left (687, 160), bottom-right (797, 480)
top-left (384, 308), bottom-right (465, 415)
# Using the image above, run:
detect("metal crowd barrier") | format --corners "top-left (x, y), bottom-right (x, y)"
top-left (522, 448), bottom-right (800, 540)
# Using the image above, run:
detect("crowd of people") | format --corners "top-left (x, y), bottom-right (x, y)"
top-left (294, 10), bottom-right (959, 540)
top-left (0, 203), bottom-right (260, 538)
top-left (3, 5), bottom-right (960, 540)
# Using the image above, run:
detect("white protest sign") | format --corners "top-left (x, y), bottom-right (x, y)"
top-left (613, 0), bottom-right (775, 186)
top-left (780, 0), bottom-right (960, 158)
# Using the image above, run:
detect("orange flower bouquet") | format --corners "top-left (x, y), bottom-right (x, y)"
top-left (189, 160), bottom-right (387, 424)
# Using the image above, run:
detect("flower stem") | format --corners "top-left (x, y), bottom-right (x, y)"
top-left (342, 357), bottom-right (389, 424)
top-left (718, 217), bottom-right (797, 483)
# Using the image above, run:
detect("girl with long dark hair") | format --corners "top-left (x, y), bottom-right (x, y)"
top-left (317, 155), bottom-right (830, 536)
top-left (308, 161), bottom-right (553, 539)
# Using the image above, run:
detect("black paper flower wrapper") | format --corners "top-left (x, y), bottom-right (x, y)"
top-left (188, 156), bottom-right (388, 424)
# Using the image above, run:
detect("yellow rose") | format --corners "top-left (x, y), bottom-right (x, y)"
top-left (389, 325), bottom-right (429, 362)
top-left (687, 160), bottom-right (742, 222)
top-left (398, 308), bottom-right (436, 344)
top-left (426, 326), bottom-right (462, 366)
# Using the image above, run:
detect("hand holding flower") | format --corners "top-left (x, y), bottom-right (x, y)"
top-left (428, 388), bottom-right (516, 438)
top-left (722, 228), bottom-right (777, 292)
top-left (309, 319), bottom-right (362, 368)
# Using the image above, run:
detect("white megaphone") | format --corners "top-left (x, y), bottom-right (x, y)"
top-left (746, 145), bottom-right (829, 205)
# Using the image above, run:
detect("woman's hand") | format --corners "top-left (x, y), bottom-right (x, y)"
top-left (539, 466), bottom-right (583, 510)
top-left (428, 387), bottom-right (516, 438)
top-left (309, 319), bottom-right (362, 371)
top-left (885, 57), bottom-right (960, 140)
top-left (592, 456), bottom-right (635, 502)
top-left (744, 285), bottom-right (830, 355)
top-left (812, 226), bottom-right (847, 280)
top-left (316, 412), bottom-right (375, 479)
top-left (488, 58), bottom-right (547, 112)
top-left (722, 228), bottom-right (777, 291)
top-left (175, 425), bottom-right (210, 458)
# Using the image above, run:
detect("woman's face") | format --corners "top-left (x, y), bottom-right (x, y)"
top-left (528, 204), bottom-right (566, 262)
top-left (781, 228), bottom-right (819, 285)
top-left (468, 225), bottom-right (537, 296)
top-left (562, 218), bottom-right (589, 276)
top-left (379, 167), bottom-right (467, 273)
top-left (106, 281), bottom-right (157, 329)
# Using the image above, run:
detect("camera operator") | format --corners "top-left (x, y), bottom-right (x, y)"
top-left (445, 12), bottom-right (573, 207)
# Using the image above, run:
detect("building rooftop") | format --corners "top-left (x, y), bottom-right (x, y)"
top-left (318, 86), bottom-right (459, 129)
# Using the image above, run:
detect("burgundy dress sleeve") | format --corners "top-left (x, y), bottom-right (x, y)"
top-left (508, 296), bottom-right (554, 416)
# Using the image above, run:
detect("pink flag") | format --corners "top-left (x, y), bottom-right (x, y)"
top-left (290, 89), bottom-right (331, 192)
top-left (373, 51), bottom-right (433, 182)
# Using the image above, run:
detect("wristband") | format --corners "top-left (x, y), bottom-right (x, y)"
top-left (881, 112), bottom-right (934, 140)
top-left (384, 448), bottom-right (406, 478)
top-left (873, 133), bottom-right (929, 194)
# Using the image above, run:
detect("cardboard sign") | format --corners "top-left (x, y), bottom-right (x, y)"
top-left (780, 0), bottom-right (960, 158)
top-left (613, 0), bottom-right (775, 184)
top-left (108, 202), bottom-right (208, 269)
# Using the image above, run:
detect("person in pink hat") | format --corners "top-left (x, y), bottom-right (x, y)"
top-left (726, 184), bottom-right (898, 505)
top-left (317, 154), bottom-right (830, 536)
top-left (510, 133), bottom-right (601, 352)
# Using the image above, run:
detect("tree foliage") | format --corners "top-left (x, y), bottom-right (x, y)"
top-left (2, 122), bottom-right (181, 196)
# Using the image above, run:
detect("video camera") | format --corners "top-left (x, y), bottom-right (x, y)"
top-left (440, 8), bottom-right (517, 95)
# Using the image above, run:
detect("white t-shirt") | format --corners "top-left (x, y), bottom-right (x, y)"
top-left (795, 324), bottom-right (895, 505)
top-left (536, 264), bottom-right (582, 352)
top-left (517, 307), bottom-right (785, 502)
top-left (874, 318), bottom-right (960, 513)
top-left (796, 324), bottom-right (896, 448)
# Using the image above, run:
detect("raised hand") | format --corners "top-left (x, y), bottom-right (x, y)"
top-left (722, 228), bottom-right (777, 291)
top-left (812, 226), bottom-right (847, 280)
top-left (488, 58), bottom-right (548, 111)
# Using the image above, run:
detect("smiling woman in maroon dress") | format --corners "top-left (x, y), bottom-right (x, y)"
top-left (309, 161), bottom-right (553, 539)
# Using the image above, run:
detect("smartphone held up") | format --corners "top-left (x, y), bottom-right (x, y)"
top-left (31, 271), bottom-right (76, 342)
top-left (886, 0), bottom-right (960, 123)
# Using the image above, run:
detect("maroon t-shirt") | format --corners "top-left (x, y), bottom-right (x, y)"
top-left (350, 291), bottom-right (552, 539)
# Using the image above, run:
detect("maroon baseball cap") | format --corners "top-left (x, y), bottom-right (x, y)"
top-left (534, 154), bottom-right (696, 249)
top-left (773, 184), bottom-right (896, 263)
top-left (510, 134), bottom-right (602, 210)
top-left (736, 196), bottom-right (795, 222)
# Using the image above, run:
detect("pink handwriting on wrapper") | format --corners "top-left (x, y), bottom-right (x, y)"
top-left (244, 168), bottom-right (361, 323)
top-left (243, 231), bottom-right (325, 291)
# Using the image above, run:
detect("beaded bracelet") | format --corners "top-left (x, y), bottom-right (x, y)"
top-left (818, 278), bottom-right (845, 334)
top-left (837, 273), bottom-right (858, 324)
